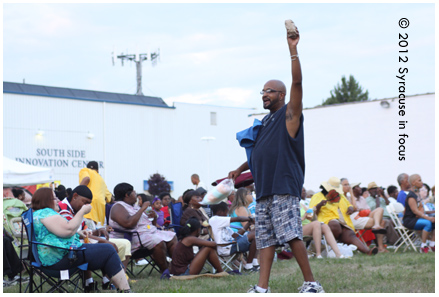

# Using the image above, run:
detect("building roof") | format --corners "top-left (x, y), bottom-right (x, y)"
top-left (3, 81), bottom-right (172, 108)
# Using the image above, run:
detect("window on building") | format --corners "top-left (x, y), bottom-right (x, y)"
top-left (210, 112), bottom-right (217, 126)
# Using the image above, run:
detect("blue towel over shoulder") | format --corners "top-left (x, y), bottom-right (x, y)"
top-left (236, 119), bottom-right (262, 172)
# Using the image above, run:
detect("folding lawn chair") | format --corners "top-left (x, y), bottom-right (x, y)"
top-left (207, 226), bottom-right (243, 273)
top-left (20, 208), bottom-right (89, 293)
top-left (304, 234), bottom-right (329, 258)
top-left (3, 197), bottom-right (29, 257)
top-left (167, 201), bottom-right (183, 236)
top-left (111, 228), bottom-right (160, 278)
top-left (386, 204), bottom-right (420, 253)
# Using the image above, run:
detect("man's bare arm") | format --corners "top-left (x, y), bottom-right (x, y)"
top-left (285, 21), bottom-right (303, 139)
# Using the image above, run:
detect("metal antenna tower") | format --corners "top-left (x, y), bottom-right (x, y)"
top-left (112, 48), bottom-right (160, 96)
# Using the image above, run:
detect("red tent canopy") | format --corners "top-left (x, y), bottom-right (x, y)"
top-left (211, 172), bottom-right (254, 189)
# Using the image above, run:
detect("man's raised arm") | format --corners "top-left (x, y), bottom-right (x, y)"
top-left (285, 22), bottom-right (303, 138)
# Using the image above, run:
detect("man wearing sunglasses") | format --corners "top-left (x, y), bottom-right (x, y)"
top-left (229, 22), bottom-right (324, 293)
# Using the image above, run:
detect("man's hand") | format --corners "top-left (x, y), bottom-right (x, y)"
top-left (228, 162), bottom-right (249, 181)
top-left (228, 169), bottom-right (241, 181)
top-left (286, 23), bottom-right (300, 49)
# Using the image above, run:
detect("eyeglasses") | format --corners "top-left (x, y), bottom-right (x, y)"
top-left (260, 89), bottom-right (282, 95)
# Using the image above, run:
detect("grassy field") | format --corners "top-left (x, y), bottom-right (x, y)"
top-left (4, 250), bottom-right (435, 293)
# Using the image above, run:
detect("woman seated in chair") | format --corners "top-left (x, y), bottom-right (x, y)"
top-left (300, 203), bottom-right (344, 259)
top-left (228, 188), bottom-right (253, 232)
top-left (309, 177), bottom-right (378, 256)
top-left (31, 187), bottom-right (131, 292)
top-left (348, 182), bottom-right (388, 252)
top-left (109, 182), bottom-right (177, 273)
top-left (180, 190), bottom-right (210, 239)
top-left (170, 217), bottom-right (223, 276)
top-left (403, 174), bottom-right (435, 253)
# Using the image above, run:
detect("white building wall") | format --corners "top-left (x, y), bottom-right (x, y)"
top-left (250, 93), bottom-right (435, 192)
top-left (3, 93), bottom-right (254, 197)
top-left (4, 91), bottom-right (434, 197)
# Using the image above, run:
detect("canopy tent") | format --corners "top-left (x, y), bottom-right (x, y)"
top-left (3, 156), bottom-right (54, 187)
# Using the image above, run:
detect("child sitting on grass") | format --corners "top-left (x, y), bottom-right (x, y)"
top-left (209, 202), bottom-right (259, 272)
top-left (169, 217), bottom-right (224, 276)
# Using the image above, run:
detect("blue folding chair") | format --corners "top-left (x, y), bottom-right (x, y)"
top-left (167, 201), bottom-right (183, 236)
top-left (20, 208), bottom-right (89, 293)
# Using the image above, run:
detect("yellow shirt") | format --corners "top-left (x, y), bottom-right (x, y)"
top-left (79, 168), bottom-right (112, 225)
top-left (309, 192), bottom-right (355, 231)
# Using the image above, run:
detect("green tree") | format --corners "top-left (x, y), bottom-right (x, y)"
top-left (322, 75), bottom-right (369, 106)
top-left (147, 173), bottom-right (170, 196)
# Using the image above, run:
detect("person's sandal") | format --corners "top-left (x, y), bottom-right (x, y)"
top-left (367, 247), bottom-right (378, 256)
top-left (371, 228), bottom-right (387, 234)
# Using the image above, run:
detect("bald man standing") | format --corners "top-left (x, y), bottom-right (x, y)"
top-left (229, 23), bottom-right (323, 293)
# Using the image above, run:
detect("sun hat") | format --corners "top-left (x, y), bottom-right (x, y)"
top-left (350, 182), bottom-right (361, 189)
top-left (367, 182), bottom-right (378, 190)
top-left (321, 177), bottom-right (343, 194)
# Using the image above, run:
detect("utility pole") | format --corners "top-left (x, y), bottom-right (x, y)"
top-left (112, 48), bottom-right (160, 96)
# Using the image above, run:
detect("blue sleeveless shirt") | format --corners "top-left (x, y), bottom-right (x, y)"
top-left (250, 104), bottom-right (305, 200)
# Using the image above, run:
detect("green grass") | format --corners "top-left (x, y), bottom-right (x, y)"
top-left (4, 251), bottom-right (435, 293)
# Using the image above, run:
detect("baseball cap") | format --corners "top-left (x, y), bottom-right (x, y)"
top-left (87, 161), bottom-right (99, 170)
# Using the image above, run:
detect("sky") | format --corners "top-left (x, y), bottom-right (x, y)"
top-left (2, 3), bottom-right (436, 112)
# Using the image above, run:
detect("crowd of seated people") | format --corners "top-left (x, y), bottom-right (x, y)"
top-left (4, 171), bottom-right (435, 292)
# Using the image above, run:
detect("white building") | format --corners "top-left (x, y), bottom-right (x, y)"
top-left (3, 82), bottom-right (253, 196)
top-left (3, 81), bottom-right (435, 196)
top-left (250, 93), bottom-right (435, 192)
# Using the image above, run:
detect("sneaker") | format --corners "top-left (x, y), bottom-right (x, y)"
top-left (298, 281), bottom-right (325, 293)
top-left (160, 269), bottom-right (171, 280)
top-left (102, 281), bottom-right (116, 290)
top-left (316, 255), bottom-right (323, 259)
top-left (3, 279), bottom-right (18, 287)
top-left (85, 281), bottom-right (99, 293)
top-left (117, 289), bottom-right (134, 293)
top-left (247, 285), bottom-right (271, 293)
top-left (430, 246), bottom-right (435, 252)
top-left (420, 246), bottom-right (430, 253)
top-left (135, 259), bottom-right (149, 266)
top-left (227, 269), bottom-right (242, 275)
top-left (9, 275), bottom-right (29, 283)
top-left (244, 266), bottom-right (260, 273)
